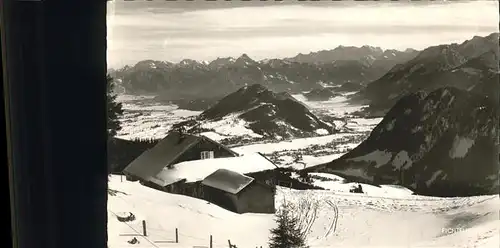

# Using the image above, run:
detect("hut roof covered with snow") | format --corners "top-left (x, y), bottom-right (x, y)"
top-left (200, 167), bottom-right (276, 214)
top-left (123, 131), bottom-right (239, 182)
top-left (202, 169), bottom-right (255, 194)
top-left (148, 152), bottom-right (278, 187)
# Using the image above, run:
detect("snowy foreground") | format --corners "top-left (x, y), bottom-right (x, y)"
top-left (108, 176), bottom-right (499, 248)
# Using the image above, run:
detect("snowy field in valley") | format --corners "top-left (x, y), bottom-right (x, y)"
top-left (115, 95), bottom-right (201, 140)
top-left (108, 175), bottom-right (500, 248)
top-left (115, 92), bottom-right (382, 169)
top-left (230, 132), bottom-right (362, 169)
top-left (292, 93), bottom-right (368, 118)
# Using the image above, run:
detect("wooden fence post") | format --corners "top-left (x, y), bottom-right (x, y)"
top-left (209, 235), bottom-right (213, 248)
top-left (175, 228), bottom-right (178, 243)
top-left (142, 220), bottom-right (147, 236)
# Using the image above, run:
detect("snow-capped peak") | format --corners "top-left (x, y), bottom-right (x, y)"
top-left (234, 53), bottom-right (257, 67)
top-left (207, 57), bottom-right (236, 68)
top-left (179, 59), bottom-right (199, 65)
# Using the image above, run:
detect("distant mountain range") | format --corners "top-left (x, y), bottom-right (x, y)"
top-left (109, 46), bottom-right (420, 106)
top-left (172, 84), bottom-right (336, 139)
top-left (305, 86), bottom-right (499, 197)
top-left (110, 33), bottom-right (498, 117)
top-left (286, 45), bottom-right (418, 67)
top-left (352, 32), bottom-right (499, 117)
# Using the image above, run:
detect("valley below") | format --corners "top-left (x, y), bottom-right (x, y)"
top-left (115, 91), bottom-right (380, 170)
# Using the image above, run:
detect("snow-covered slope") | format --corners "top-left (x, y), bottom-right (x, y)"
top-left (108, 176), bottom-right (499, 248)
top-left (307, 172), bottom-right (415, 197)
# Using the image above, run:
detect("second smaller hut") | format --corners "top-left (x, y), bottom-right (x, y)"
top-left (202, 169), bottom-right (276, 214)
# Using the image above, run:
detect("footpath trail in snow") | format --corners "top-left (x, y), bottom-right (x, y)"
top-left (107, 176), bottom-right (499, 248)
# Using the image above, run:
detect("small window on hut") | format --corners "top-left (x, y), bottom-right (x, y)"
top-left (200, 151), bottom-right (214, 160)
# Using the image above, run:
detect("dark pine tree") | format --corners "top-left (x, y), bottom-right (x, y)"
top-left (107, 74), bottom-right (124, 138)
top-left (269, 202), bottom-right (309, 248)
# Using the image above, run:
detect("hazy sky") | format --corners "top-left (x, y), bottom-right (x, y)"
top-left (106, 0), bottom-right (499, 69)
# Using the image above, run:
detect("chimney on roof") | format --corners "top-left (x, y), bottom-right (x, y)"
top-left (173, 126), bottom-right (186, 144)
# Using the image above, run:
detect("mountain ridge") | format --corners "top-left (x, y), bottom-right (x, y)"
top-left (173, 84), bottom-right (337, 139)
top-left (305, 86), bottom-right (500, 197)
top-left (351, 32), bottom-right (499, 117)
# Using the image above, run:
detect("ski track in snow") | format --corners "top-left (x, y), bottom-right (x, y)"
top-left (324, 200), bottom-right (339, 238)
